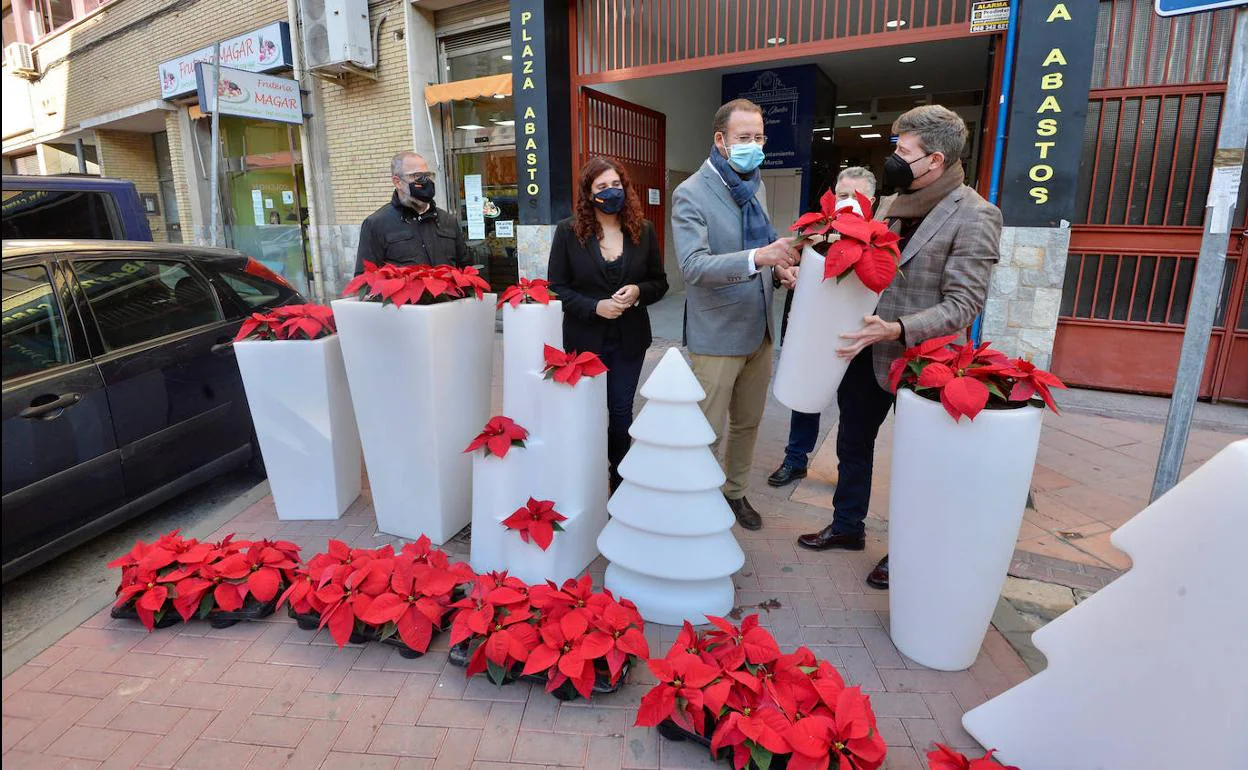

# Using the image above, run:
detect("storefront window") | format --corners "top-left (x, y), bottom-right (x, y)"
top-left (152, 132), bottom-right (182, 243)
top-left (215, 116), bottom-right (309, 293)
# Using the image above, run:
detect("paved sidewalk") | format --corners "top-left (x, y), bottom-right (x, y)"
top-left (3, 338), bottom-right (1241, 769)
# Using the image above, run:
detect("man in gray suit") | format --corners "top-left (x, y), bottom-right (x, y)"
top-left (796, 105), bottom-right (1002, 589)
top-left (671, 99), bottom-right (800, 531)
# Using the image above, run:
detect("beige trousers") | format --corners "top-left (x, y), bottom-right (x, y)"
top-left (690, 335), bottom-right (773, 500)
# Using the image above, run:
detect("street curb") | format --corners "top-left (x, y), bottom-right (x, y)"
top-left (1, 479), bottom-right (271, 679)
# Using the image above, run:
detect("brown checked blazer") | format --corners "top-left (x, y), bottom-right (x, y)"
top-left (870, 184), bottom-right (1003, 389)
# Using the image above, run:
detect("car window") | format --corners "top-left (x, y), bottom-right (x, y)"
top-left (219, 269), bottom-right (288, 309)
top-left (2, 266), bottom-right (72, 381)
top-left (73, 259), bottom-right (224, 351)
top-left (1, 188), bottom-right (122, 239)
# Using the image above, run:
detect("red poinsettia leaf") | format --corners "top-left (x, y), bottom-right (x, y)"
top-left (853, 246), bottom-right (899, 293)
top-left (358, 593), bottom-right (406, 625)
top-left (831, 214), bottom-right (874, 243)
top-left (940, 375), bottom-right (990, 422)
top-left (486, 434), bottom-right (512, 457)
top-left (792, 211), bottom-right (828, 233)
top-left (636, 683), bottom-right (676, 727)
top-left (522, 642), bottom-right (561, 676)
top-left (247, 567), bottom-right (281, 602)
top-left (822, 238), bottom-right (864, 281)
top-left (927, 744), bottom-right (973, 770)
top-left (854, 190), bottom-right (875, 221)
top-left (917, 362), bottom-right (955, 389)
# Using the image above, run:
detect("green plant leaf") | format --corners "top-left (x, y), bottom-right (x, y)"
top-left (748, 741), bottom-right (773, 770)
top-left (487, 660), bottom-right (509, 686)
top-left (197, 592), bottom-right (216, 619)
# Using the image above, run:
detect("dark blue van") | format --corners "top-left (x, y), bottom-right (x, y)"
top-left (2, 174), bottom-right (153, 241)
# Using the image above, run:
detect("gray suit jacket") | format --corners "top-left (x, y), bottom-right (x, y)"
top-left (671, 160), bottom-right (776, 356)
top-left (872, 184), bottom-right (1003, 389)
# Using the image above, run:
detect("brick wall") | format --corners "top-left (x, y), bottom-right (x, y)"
top-left (318, 0), bottom-right (414, 228)
top-left (95, 129), bottom-right (166, 241)
top-left (164, 111), bottom-right (194, 240)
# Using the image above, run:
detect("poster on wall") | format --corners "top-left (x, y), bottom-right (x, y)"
top-left (159, 21), bottom-right (293, 100)
top-left (251, 190), bottom-right (265, 227)
top-left (465, 174), bottom-right (486, 240)
top-left (720, 65), bottom-right (818, 172)
top-left (196, 64), bottom-right (304, 124)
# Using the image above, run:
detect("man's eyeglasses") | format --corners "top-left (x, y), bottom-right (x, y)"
top-left (730, 135), bottom-right (767, 145)
top-left (400, 172), bottom-right (437, 183)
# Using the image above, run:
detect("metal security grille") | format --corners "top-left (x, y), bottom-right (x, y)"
top-left (573, 0), bottom-right (974, 78)
top-left (579, 88), bottom-right (667, 255)
top-left (1055, 0), bottom-right (1245, 402)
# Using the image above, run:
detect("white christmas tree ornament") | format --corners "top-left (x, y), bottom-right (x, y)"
top-left (962, 438), bottom-right (1248, 770)
top-left (597, 347), bottom-right (745, 625)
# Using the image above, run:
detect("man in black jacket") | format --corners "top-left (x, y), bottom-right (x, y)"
top-left (353, 151), bottom-right (469, 275)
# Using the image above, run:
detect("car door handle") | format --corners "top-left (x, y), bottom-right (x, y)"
top-left (211, 341), bottom-right (235, 356)
top-left (20, 393), bottom-right (81, 420)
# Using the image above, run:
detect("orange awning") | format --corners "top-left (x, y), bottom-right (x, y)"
top-left (423, 74), bottom-right (512, 106)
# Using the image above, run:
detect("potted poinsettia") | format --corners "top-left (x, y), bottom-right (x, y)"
top-left (636, 614), bottom-right (887, 770)
top-left (331, 263), bottom-right (496, 544)
top-left (885, 336), bottom-right (1067, 671)
top-left (928, 745), bottom-right (1020, 770)
top-left (773, 191), bottom-right (901, 414)
top-left (233, 303), bottom-right (362, 521)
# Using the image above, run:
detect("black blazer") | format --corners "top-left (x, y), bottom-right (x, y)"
top-left (547, 217), bottom-right (669, 357)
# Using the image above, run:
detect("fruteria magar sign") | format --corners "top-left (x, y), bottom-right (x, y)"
top-left (195, 64), bottom-right (304, 124)
top-left (160, 22), bottom-right (293, 100)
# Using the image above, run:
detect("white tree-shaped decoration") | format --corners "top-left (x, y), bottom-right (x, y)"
top-left (597, 347), bottom-right (745, 625)
top-left (962, 439), bottom-right (1248, 770)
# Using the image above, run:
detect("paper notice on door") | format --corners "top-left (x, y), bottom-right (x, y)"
top-left (251, 189), bottom-right (265, 226)
top-left (264, 198), bottom-right (274, 209)
top-left (648, 188), bottom-right (661, 206)
top-left (495, 220), bottom-right (514, 238)
top-left (1206, 164), bottom-right (1242, 235)
top-left (282, 190), bottom-right (295, 205)
top-left (465, 174), bottom-right (485, 240)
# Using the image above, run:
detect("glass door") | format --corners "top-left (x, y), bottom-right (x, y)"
top-left (450, 145), bottom-right (518, 292)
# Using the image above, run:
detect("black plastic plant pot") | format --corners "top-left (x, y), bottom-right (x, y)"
top-left (110, 603), bottom-right (181, 629)
top-left (208, 596), bottom-right (278, 629)
top-left (656, 719), bottom-right (793, 770)
top-left (448, 641), bottom-right (630, 700)
top-left (289, 607), bottom-right (321, 631)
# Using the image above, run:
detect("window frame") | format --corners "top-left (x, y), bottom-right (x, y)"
top-left (27, 0), bottom-right (115, 45)
top-left (65, 254), bottom-right (229, 358)
top-left (1, 186), bottom-right (124, 240)
top-left (2, 260), bottom-right (76, 385)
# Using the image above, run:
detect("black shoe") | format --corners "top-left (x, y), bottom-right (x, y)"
top-left (796, 524), bottom-right (865, 551)
top-left (866, 556), bottom-right (889, 590)
top-left (767, 463), bottom-right (808, 487)
top-left (725, 495), bottom-right (762, 530)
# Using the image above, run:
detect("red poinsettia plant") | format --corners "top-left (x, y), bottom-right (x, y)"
top-left (109, 530), bottom-right (302, 631)
top-left (790, 190), bottom-right (901, 293)
top-left (234, 304), bottom-right (336, 342)
top-left (450, 572), bottom-right (648, 700)
top-left (636, 614), bottom-right (887, 770)
top-left (497, 278), bottom-right (556, 308)
top-left (464, 416), bottom-right (529, 459)
top-left (886, 334), bottom-right (1067, 422)
top-left (542, 344), bottom-right (608, 386)
top-left (278, 536), bottom-right (473, 652)
top-left (343, 262), bottom-right (489, 306)
top-left (501, 497), bottom-right (567, 551)
top-left (928, 744), bottom-right (1020, 770)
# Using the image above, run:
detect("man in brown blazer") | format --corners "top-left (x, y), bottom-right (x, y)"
top-left (795, 105), bottom-right (1002, 590)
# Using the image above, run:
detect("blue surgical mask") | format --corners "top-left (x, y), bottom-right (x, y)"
top-left (591, 187), bottom-right (626, 214)
top-left (726, 142), bottom-right (766, 174)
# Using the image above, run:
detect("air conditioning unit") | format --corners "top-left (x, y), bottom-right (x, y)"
top-left (299, 0), bottom-right (373, 73)
top-left (5, 42), bottom-right (37, 78)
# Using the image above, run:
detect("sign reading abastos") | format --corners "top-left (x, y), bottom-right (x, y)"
top-left (159, 22), bottom-right (293, 100)
top-left (195, 64), bottom-right (304, 125)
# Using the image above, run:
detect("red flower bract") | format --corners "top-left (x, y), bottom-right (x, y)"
top-left (542, 344), bottom-right (608, 386)
top-left (790, 190), bottom-right (900, 293)
top-left (463, 415), bottom-right (529, 458)
top-left (343, 262), bottom-right (487, 306)
top-left (234, 303), bottom-right (336, 342)
top-left (888, 336), bottom-right (1066, 422)
top-left (497, 278), bottom-right (556, 308)
top-left (500, 498), bottom-right (567, 551)
top-left (928, 744), bottom-right (1020, 770)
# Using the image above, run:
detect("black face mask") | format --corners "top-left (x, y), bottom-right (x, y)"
top-left (883, 152), bottom-right (934, 192)
top-left (408, 179), bottom-right (436, 203)
top-left (591, 187), bottom-right (626, 215)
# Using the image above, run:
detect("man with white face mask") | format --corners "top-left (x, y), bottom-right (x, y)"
top-left (671, 99), bottom-right (800, 531)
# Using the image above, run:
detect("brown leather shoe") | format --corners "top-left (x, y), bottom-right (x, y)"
top-left (866, 555), bottom-right (889, 590)
top-left (796, 525), bottom-right (865, 551)
top-left (725, 495), bottom-right (762, 530)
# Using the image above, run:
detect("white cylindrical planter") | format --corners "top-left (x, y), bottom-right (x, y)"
top-left (333, 296), bottom-right (495, 544)
top-left (502, 301), bottom-right (563, 433)
top-left (235, 336), bottom-right (362, 520)
top-left (888, 389), bottom-right (1044, 670)
top-left (773, 246), bottom-right (881, 414)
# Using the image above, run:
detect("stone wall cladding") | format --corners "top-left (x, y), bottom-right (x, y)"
top-left (95, 129), bottom-right (166, 240)
top-left (983, 226), bottom-right (1071, 370)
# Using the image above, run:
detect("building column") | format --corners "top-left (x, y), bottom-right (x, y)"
top-left (510, 0), bottom-right (573, 279)
top-left (986, 0), bottom-right (1098, 368)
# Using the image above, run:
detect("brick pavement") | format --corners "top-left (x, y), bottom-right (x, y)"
top-left (6, 343), bottom-right (1239, 769)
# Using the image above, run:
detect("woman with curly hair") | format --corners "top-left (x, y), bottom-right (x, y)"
top-left (547, 155), bottom-right (669, 491)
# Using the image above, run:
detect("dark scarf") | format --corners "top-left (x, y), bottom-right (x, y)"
top-left (885, 160), bottom-right (965, 225)
top-left (708, 145), bottom-right (777, 250)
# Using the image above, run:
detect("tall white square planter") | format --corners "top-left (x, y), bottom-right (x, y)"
top-left (773, 246), bottom-right (881, 414)
top-left (332, 296), bottom-right (495, 544)
top-left (887, 389), bottom-right (1044, 670)
top-left (502, 301), bottom-right (563, 431)
top-left (234, 336), bottom-right (362, 520)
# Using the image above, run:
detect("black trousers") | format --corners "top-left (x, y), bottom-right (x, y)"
top-left (830, 347), bottom-right (896, 537)
top-left (599, 339), bottom-right (646, 474)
